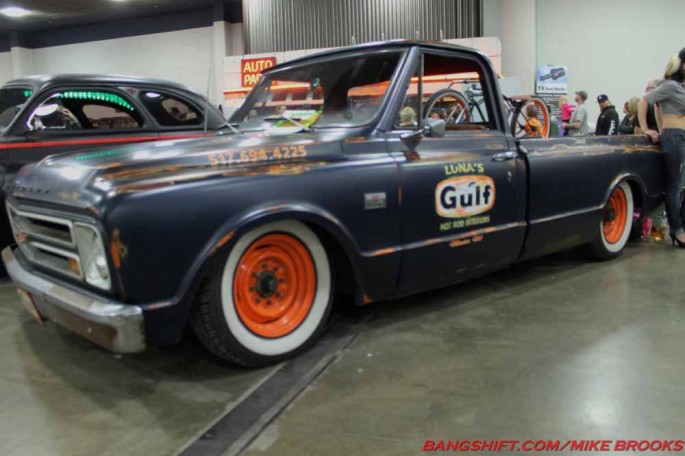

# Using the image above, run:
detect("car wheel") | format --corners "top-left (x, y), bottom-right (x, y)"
top-left (583, 181), bottom-right (634, 261)
top-left (191, 221), bottom-right (332, 366)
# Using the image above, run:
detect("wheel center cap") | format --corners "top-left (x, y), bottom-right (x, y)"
top-left (604, 207), bottom-right (617, 223)
top-left (256, 271), bottom-right (278, 298)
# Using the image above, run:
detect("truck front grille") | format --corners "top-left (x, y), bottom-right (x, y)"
top-left (6, 205), bottom-right (83, 280)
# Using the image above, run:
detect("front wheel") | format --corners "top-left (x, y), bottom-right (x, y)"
top-left (582, 181), bottom-right (634, 261)
top-left (191, 221), bottom-right (333, 366)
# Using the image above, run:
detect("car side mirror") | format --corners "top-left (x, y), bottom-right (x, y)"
top-left (424, 117), bottom-right (446, 138)
top-left (400, 118), bottom-right (447, 141)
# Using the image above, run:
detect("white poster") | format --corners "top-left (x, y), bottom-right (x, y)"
top-left (536, 65), bottom-right (568, 95)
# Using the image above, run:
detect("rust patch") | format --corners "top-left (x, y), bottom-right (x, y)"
top-left (110, 229), bottom-right (128, 269)
top-left (367, 247), bottom-right (399, 257)
top-left (211, 231), bottom-right (235, 255)
top-left (345, 137), bottom-right (368, 143)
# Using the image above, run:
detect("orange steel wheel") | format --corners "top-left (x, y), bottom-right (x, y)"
top-left (233, 233), bottom-right (316, 338)
top-left (529, 98), bottom-right (550, 138)
top-left (603, 186), bottom-right (628, 244)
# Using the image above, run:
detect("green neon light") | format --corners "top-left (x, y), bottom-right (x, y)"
top-left (23, 90), bottom-right (33, 98)
top-left (58, 91), bottom-right (135, 111)
top-left (73, 150), bottom-right (125, 161)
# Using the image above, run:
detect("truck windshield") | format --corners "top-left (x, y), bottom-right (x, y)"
top-left (231, 51), bottom-right (405, 131)
top-left (0, 87), bottom-right (32, 128)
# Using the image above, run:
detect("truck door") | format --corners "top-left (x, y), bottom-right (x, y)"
top-left (389, 50), bottom-right (527, 291)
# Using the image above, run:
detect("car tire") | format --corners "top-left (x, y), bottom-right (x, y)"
top-left (582, 181), bottom-right (634, 261)
top-left (190, 221), bottom-right (333, 367)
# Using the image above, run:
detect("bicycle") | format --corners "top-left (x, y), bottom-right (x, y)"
top-left (423, 82), bottom-right (551, 139)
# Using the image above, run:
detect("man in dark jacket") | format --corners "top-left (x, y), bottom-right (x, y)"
top-left (595, 94), bottom-right (619, 135)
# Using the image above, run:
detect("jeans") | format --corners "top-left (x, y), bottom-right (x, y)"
top-left (660, 129), bottom-right (685, 236)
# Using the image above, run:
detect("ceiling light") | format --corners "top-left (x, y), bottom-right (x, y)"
top-left (0, 7), bottom-right (32, 18)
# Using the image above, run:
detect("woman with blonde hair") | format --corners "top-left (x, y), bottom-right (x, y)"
top-left (639, 49), bottom-right (685, 247)
top-left (619, 97), bottom-right (640, 134)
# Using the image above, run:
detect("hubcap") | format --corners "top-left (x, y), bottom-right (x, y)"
top-left (602, 187), bottom-right (628, 245)
top-left (233, 233), bottom-right (316, 338)
top-left (603, 207), bottom-right (617, 223)
top-left (256, 271), bottom-right (278, 298)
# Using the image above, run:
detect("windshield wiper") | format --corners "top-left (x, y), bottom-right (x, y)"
top-left (269, 114), bottom-right (315, 132)
top-left (217, 121), bottom-right (242, 135)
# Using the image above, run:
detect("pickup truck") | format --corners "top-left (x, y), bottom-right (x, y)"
top-left (1, 41), bottom-right (664, 367)
top-left (0, 74), bottom-right (225, 274)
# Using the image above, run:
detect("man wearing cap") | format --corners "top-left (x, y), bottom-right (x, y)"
top-left (595, 94), bottom-right (619, 135)
top-left (562, 90), bottom-right (589, 136)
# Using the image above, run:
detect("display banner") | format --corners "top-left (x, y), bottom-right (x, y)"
top-left (536, 65), bottom-right (568, 95)
top-left (241, 57), bottom-right (277, 88)
top-left (535, 65), bottom-right (568, 124)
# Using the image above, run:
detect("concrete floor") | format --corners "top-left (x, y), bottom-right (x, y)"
top-left (1, 241), bottom-right (685, 455)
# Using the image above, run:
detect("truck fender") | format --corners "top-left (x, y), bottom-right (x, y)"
top-left (175, 202), bottom-right (365, 322)
top-left (605, 173), bottom-right (647, 213)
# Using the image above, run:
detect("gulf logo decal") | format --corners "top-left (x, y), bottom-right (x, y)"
top-left (436, 176), bottom-right (495, 218)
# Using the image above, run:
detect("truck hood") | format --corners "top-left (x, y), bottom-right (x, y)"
top-left (9, 130), bottom-right (353, 209)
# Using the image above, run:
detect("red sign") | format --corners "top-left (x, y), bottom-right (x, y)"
top-left (241, 57), bottom-right (276, 88)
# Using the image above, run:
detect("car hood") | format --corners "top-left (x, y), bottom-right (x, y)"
top-left (8, 130), bottom-right (355, 209)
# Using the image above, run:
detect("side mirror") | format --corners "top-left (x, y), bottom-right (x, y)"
top-left (424, 117), bottom-right (446, 138)
top-left (400, 118), bottom-right (446, 141)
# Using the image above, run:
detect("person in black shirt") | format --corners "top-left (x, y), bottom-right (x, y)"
top-left (595, 94), bottom-right (619, 135)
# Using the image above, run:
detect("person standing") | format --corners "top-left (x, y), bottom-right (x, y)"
top-left (618, 97), bottom-right (640, 135)
top-left (559, 95), bottom-right (574, 136)
top-left (562, 90), bottom-right (589, 136)
top-left (595, 94), bottom-right (619, 135)
top-left (618, 101), bottom-right (632, 134)
top-left (639, 50), bottom-right (685, 247)
top-left (643, 78), bottom-right (662, 132)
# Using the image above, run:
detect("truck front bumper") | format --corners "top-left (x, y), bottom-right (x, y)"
top-left (2, 246), bottom-right (145, 353)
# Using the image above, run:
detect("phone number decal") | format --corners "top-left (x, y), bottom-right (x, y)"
top-left (209, 145), bottom-right (308, 167)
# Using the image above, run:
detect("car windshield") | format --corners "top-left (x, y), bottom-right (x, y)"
top-left (0, 87), bottom-right (32, 128)
top-left (230, 50), bottom-right (405, 131)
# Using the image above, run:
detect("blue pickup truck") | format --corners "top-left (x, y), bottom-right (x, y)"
top-left (2, 41), bottom-right (664, 366)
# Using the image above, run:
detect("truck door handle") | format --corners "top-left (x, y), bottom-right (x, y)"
top-left (492, 151), bottom-right (518, 162)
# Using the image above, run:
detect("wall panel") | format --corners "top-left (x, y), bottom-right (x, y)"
top-left (243, 0), bottom-right (482, 53)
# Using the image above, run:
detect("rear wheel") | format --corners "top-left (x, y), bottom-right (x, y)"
top-left (583, 181), bottom-right (634, 261)
top-left (424, 89), bottom-right (470, 125)
top-left (510, 97), bottom-right (551, 139)
top-left (191, 221), bottom-right (332, 366)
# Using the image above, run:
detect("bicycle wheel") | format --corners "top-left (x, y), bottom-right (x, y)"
top-left (424, 89), bottom-right (470, 126)
top-left (509, 97), bottom-right (551, 139)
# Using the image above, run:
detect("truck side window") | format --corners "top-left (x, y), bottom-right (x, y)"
top-left (395, 53), bottom-right (494, 133)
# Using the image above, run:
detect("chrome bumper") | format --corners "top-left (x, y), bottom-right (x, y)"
top-left (2, 246), bottom-right (145, 353)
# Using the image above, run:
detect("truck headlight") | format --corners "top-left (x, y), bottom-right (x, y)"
top-left (73, 223), bottom-right (111, 290)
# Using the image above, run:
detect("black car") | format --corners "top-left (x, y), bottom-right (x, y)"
top-left (0, 74), bottom-right (225, 273)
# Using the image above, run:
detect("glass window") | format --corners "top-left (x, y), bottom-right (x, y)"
top-left (0, 87), bottom-right (32, 128)
top-left (83, 105), bottom-right (140, 130)
top-left (231, 51), bottom-right (404, 132)
top-left (140, 91), bottom-right (202, 127)
top-left (27, 90), bottom-right (142, 132)
top-left (395, 53), bottom-right (494, 133)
